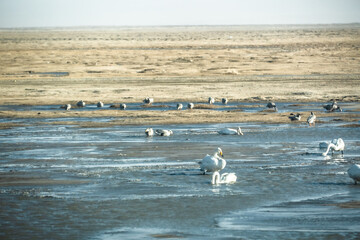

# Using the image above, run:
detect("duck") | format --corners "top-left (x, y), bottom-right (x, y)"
top-left (266, 102), bottom-right (278, 111)
top-left (347, 164), bottom-right (360, 184)
top-left (289, 113), bottom-right (301, 121)
top-left (188, 103), bottom-right (194, 109)
top-left (97, 101), bottom-right (104, 108)
top-left (199, 148), bottom-right (226, 174)
top-left (218, 127), bottom-right (243, 135)
top-left (120, 103), bottom-right (127, 110)
top-left (145, 128), bottom-right (154, 137)
top-left (176, 103), bottom-right (183, 110)
top-left (155, 129), bottom-right (173, 136)
top-left (322, 138), bottom-right (345, 156)
top-left (323, 101), bottom-right (342, 112)
top-left (211, 171), bottom-right (237, 185)
top-left (307, 112), bottom-right (316, 126)
top-left (64, 104), bottom-right (71, 111)
top-left (208, 97), bottom-right (215, 104)
top-left (143, 97), bottom-right (154, 105)
top-left (76, 100), bottom-right (86, 107)
top-left (222, 98), bottom-right (228, 105)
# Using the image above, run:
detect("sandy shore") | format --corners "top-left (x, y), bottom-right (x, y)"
top-left (0, 25), bottom-right (359, 125)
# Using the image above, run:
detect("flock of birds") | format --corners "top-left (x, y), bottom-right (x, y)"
top-left (62, 98), bottom-right (358, 185)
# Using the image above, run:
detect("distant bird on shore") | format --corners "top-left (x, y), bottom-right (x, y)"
top-left (323, 101), bottom-right (342, 112)
top-left (266, 102), bottom-right (278, 111)
top-left (120, 103), bottom-right (126, 110)
top-left (77, 100), bottom-right (86, 107)
top-left (145, 128), bottom-right (154, 137)
top-left (307, 112), bottom-right (316, 126)
top-left (348, 164), bottom-right (360, 184)
top-left (188, 103), bottom-right (194, 109)
top-left (97, 101), bottom-right (104, 108)
top-left (199, 148), bottom-right (226, 174)
top-left (218, 127), bottom-right (243, 135)
top-left (177, 103), bottom-right (183, 110)
top-left (155, 129), bottom-right (173, 136)
top-left (211, 171), bottom-right (237, 185)
top-left (222, 98), bottom-right (228, 105)
top-left (289, 113), bottom-right (301, 121)
top-left (322, 138), bottom-right (345, 156)
top-left (143, 97), bottom-right (154, 105)
top-left (63, 104), bottom-right (71, 111)
top-left (208, 97), bottom-right (215, 104)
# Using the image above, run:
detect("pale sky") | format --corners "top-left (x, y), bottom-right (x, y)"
top-left (0, 0), bottom-right (359, 28)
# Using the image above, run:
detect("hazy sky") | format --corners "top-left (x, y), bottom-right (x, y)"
top-left (0, 0), bottom-right (359, 28)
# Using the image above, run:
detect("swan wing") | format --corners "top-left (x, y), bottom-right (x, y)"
top-left (348, 164), bottom-right (360, 181)
top-left (199, 155), bottom-right (218, 172)
top-left (221, 172), bottom-right (237, 183)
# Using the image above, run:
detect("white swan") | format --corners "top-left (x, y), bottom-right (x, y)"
top-left (211, 171), bottom-right (237, 185)
top-left (145, 128), bottom-right (154, 137)
top-left (208, 97), bottom-right (215, 104)
top-left (97, 101), bottom-right (104, 108)
top-left (176, 103), bottom-right (183, 110)
top-left (347, 164), bottom-right (360, 184)
top-left (307, 112), bottom-right (316, 126)
top-left (155, 129), bottom-right (173, 136)
top-left (199, 148), bottom-right (226, 174)
top-left (188, 103), bottom-right (194, 109)
top-left (77, 100), bottom-right (85, 107)
top-left (322, 138), bottom-right (345, 156)
top-left (218, 127), bottom-right (243, 135)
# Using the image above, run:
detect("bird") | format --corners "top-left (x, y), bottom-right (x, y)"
top-left (64, 104), bottom-right (71, 111)
top-left (289, 113), bottom-right (301, 121)
top-left (145, 128), bottom-right (154, 137)
top-left (97, 101), bottom-right (104, 108)
top-left (176, 103), bottom-right (183, 110)
top-left (76, 100), bottom-right (85, 107)
top-left (323, 101), bottom-right (342, 112)
top-left (266, 102), bottom-right (278, 111)
top-left (322, 138), bottom-right (345, 156)
top-left (347, 164), bottom-right (360, 184)
top-left (208, 97), bottom-right (215, 104)
top-left (188, 103), bottom-right (194, 109)
top-left (120, 103), bottom-right (126, 110)
top-left (307, 112), bottom-right (316, 126)
top-left (211, 171), bottom-right (237, 185)
top-left (155, 129), bottom-right (173, 136)
top-left (222, 98), bottom-right (228, 105)
top-left (199, 148), bottom-right (226, 174)
top-left (218, 127), bottom-right (243, 135)
top-left (143, 97), bottom-right (154, 105)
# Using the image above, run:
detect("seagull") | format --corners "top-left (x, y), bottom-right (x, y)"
top-left (289, 113), bottom-right (301, 121)
top-left (97, 101), bottom-right (104, 108)
top-left (176, 103), bottom-right (183, 110)
top-left (211, 171), bottom-right (237, 185)
top-left (188, 103), bottom-right (194, 109)
top-left (143, 97), bottom-right (154, 105)
top-left (77, 100), bottom-right (86, 107)
top-left (222, 98), bottom-right (228, 105)
top-left (199, 148), bottom-right (226, 174)
top-left (120, 103), bottom-right (126, 110)
top-left (348, 164), bottom-right (360, 184)
top-left (208, 97), bottom-right (215, 104)
top-left (155, 129), bottom-right (173, 136)
top-left (322, 138), bottom-right (345, 156)
top-left (218, 127), bottom-right (244, 135)
top-left (145, 128), bottom-right (154, 137)
top-left (307, 112), bottom-right (316, 126)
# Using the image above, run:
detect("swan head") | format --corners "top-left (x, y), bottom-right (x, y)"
top-left (216, 147), bottom-right (223, 157)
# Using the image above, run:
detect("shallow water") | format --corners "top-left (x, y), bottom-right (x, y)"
top-left (0, 119), bottom-right (359, 239)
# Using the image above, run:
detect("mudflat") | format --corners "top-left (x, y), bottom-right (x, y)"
top-left (0, 25), bottom-right (359, 124)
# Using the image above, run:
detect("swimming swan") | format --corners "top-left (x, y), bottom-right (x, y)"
top-left (347, 164), bottom-right (360, 184)
top-left (211, 171), bottom-right (237, 185)
top-left (218, 127), bottom-right (243, 135)
top-left (322, 138), bottom-right (345, 156)
top-left (199, 148), bottom-right (226, 174)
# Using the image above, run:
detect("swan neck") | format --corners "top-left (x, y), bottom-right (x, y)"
top-left (212, 172), bottom-right (220, 184)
